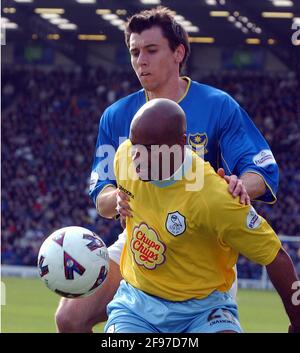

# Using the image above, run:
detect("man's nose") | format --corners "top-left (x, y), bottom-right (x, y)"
top-left (137, 52), bottom-right (147, 66)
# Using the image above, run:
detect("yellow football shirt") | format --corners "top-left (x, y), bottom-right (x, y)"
top-left (115, 139), bottom-right (281, 301)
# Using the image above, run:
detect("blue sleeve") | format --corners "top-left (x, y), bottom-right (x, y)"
top-left (89, 110), bottom-right (117, 205)
top-left (219, 95), bottom-right (279, 204)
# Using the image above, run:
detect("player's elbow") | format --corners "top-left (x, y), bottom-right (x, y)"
top-left (96, 187), bottom-right (118, 219)
top-left (266, 247), bottom-right (290, 269)
top-left (266, 246), bottom-right (299, 286)
top-left (97, 200), bottom-right (113, 218)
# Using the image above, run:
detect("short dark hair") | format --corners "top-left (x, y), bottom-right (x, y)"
top-left (124, 6), bottom-right (190, 73)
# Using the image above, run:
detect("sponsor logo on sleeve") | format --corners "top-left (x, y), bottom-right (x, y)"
top-left (253, 149), bottom-right (276, 168)
top-left (246, 206), bottom-right (262, 230)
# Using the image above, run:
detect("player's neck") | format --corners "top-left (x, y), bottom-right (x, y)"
top-left (147, 77), bottom-right (188, 103)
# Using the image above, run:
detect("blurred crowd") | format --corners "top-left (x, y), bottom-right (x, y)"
top-left (2, 66), bottom-right (300, 279)
top-left (2, 66), bottom-right (139, 266)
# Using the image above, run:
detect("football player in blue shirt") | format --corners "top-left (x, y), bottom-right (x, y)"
top-left (55, 7), bottom-right (279, 332)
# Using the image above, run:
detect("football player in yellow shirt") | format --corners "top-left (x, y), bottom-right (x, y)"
top-left (105, 98), bottom-right (300, 333)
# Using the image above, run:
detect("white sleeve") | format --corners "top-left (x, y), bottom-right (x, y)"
top-left (107, 229), bottom-right (126, 265)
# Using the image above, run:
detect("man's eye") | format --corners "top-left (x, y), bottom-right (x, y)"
top-left (131, 52), bottom-right (139, 57)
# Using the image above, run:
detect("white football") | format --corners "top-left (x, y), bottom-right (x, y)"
top-left (37, 226), bottom-right (109, 298)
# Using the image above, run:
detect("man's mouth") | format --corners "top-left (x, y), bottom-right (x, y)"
top-left (141, 72), bottom-right (150, 77)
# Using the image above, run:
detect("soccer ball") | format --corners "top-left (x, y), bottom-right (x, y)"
top-left (37, 226), bottom-right (109, 298)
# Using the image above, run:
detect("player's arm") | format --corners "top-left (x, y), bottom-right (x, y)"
top-left (223, 218), bottom-right (300, 332)
top-left (204, 173), bottom-right (299, 331)
top-left (218, 94), bottom-right (279, 204)
top-left (240, 172), bottom-right (266, 200)
top-left (99, 140), bottom-right (133, 223)
top-left (266, 247), bottom-right (300, 332)
top-left (90, 110), bottom-right (133, 220)
top-left (96, 186), bottom-right (132, 219)
top-left (96, 185), bottom-right (118, 218)
top-left (217, 168), bottom-right (265, 204)
top-left (89, 110), bottom-right (119, 218)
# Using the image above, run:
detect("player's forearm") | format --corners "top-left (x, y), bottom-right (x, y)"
top-left (266, 247), bottom-right (300, 332)
top-left (96, 186), bottom-right (118, 219)
top-left (240, 172), bottom-right (266, 200)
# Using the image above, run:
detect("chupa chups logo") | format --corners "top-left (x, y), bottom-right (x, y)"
top-left (130, 223), bottom-right (166, 270)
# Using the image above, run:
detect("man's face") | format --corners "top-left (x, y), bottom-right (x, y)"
top-left (130, 119), bottom-right (185, 182)
top-left (129, 26), bottom-right (179, 92)
top-left (130, 143), bottom-right (153, 181)
top-left (130, 142), bottom-right (185, 182)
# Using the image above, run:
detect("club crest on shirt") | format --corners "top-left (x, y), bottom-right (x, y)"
top-left (131, 223), bottom-right (166, 270)
top-left (165, 211), bottom-right (186, 236)
top-left (188, 132), bottom-right (208, 155)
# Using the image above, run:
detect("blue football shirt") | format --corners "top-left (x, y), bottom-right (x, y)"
top-left (90, 77), bottom-right (279, 204)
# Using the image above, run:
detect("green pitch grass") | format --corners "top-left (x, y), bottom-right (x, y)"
top-left (1, 277), bottom-right (289, 333)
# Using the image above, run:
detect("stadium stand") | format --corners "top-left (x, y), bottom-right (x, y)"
top-left (2, 67), bottom-right (300, 278)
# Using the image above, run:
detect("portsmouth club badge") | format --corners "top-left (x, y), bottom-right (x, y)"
top-left (188, 132), bottom-right (208, 155)
top-left (166, 211), bottom-right (186, 236)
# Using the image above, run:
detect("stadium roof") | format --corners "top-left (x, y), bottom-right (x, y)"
top-left (1, 0), bottom-right (299, 70)
top-left (2, 0), bottom-right (300, 45)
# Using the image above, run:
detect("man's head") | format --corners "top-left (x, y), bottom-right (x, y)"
top-left (129, 98), bottom-right (187, 181)
top-left (125, 7), bottom-right (190, 91)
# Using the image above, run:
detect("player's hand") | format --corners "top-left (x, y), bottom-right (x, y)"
top-left (115, 189), bottom-right (133, 218)
top-left (217, 168), bottom-right (250, 205)
top-left (120, 215), bottom-right (126, 229)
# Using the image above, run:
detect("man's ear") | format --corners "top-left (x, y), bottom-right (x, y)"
top-left (181, 133), bottom-right (187, 146)
top-left (175, 44), bottom-right (185, 65)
